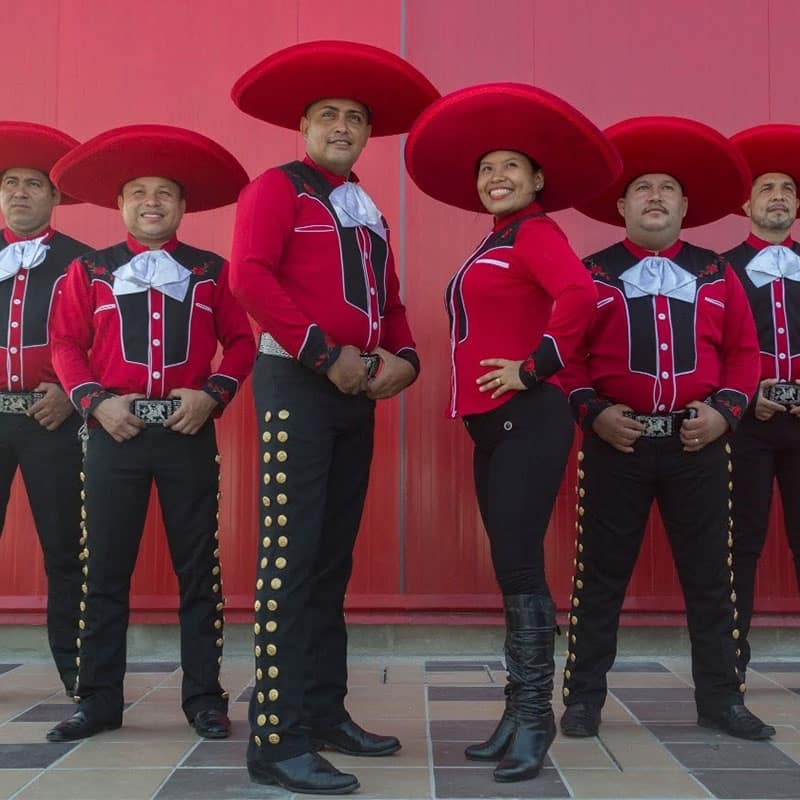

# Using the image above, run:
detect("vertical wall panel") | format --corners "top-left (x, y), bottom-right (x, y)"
top-left (0, 0), bottom-right (798, 619)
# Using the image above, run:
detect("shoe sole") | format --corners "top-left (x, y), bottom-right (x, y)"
top-left (560, 725), bottom-right (598, 738)
top-left (46, 720), bottom-right (122, 743)
top-left (464, 751), bottom-right (505, 761)
top-left (311, 739), bottom-right (401, 757)
top-left (189, 722), bottom-right (230, 740)
top-left (248, 768), bottom-right (360, 795)
top-left (697, 716), bottom-right (776, 740)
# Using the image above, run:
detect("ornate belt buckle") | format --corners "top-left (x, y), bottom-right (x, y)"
top-left (765, 382), bottom-right (800, 406)
top-left (131, 398), bottom-right (181, 424)
top-left (624, 412), bottom-right (673, 437)
top-left (0, 391), bottom-right (44, 414)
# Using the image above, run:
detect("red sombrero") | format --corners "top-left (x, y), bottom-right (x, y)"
top-left (232, 40), bottom-right (440, 137)
top-left (730, 124), bottom-right (800, 215)
top-left (578, 116), bottom-right (750, 228)
top-left (403, 83), bottom-right (622, 214)
top-left (0, 121), bottom-right (80, 204)
top-left (50, 125), bottom-right (249, 212)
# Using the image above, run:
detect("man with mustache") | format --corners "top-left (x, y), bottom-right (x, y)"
top-left (557, 117), bottom-right (775, 741)
top-left (229, 41), bottom-right (438, 794)
top-left (724, 125), bottom-right (800, 679)
top-left (0, 122), bottom-right (87, 697)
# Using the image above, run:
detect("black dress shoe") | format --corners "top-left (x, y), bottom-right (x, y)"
top-left (190, 709), bottom-right (231, 739)
top-left (46, 710), bottom-right (122, 742)
top-left (311, 718), bottom-right (401, 756)
top-left (248, 751), bottom-right (360, 795)
top-left (698, 704), bottom-right (776, 740)
top-left (560, 703), bottom-right (601, 737)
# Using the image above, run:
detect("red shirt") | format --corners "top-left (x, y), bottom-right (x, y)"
top-left (229, 157), bottom-right (417, 374)
top-left (447, 203), bottom-right (597, 417)
top-left (0, 226), bottom-right (88, 391)
top-left (560, 238), bottom-right (759, 431)
top-left (51, 234), bottom-right (255, 417)
top-left (724, 233), bottom-right (800, 382)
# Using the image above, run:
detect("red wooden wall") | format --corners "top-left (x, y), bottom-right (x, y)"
top-left (0, 0), bottom-right (798, 623)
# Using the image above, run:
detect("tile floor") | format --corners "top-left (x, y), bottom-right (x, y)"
top-left (0, 656), bottom-right (798, 799)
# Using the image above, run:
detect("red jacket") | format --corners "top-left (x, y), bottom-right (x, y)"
top-left (0, 226), bottom-right (88, 391)
top-left (51, 233), bottom-right (255, 418)
top-left (560, 238), bottom-right (759, 431)
top-left (446, 203), bottom-right (597, 417)
top-left (229, 157), bottom-right (418, 374)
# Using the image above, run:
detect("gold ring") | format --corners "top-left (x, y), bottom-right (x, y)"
top-left (694, 437), bottom-right (700, 444)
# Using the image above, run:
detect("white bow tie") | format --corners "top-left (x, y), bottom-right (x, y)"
top-left (619, 256), bottom-right (697, 303)
top-left (0, 235), bottom-right (49, 281)
top-left (113, 249), bottom-right (191, 303)
top-left (745, 245), bottom-right (800, 288)
top-left (329, 183), bottom-right (386, 240)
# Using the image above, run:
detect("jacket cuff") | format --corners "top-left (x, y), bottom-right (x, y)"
top-left (706, 390), bottom-right (748, 432)
top-left (298, 324), bottom-right (342, 375)
top-left (570, 388), bottom-right (614, 433)
top-left (395, 347), bottom-right (420, 377)
top-left (202, 375), bottom-right (237, 411)
top-left (73, 384), bottom-right (115, 421)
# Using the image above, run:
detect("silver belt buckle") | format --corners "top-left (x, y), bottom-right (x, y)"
top-left (0, 391), bottom-right (44, 414)
top-left (131, 398), bottom-right (181, 424)
top-left (624, 412), bottom-right (674, 438)
top-left (258, 332), bottom-right (292, 359)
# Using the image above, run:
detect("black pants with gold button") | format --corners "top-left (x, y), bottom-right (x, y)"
top-left (562, 433), bottom-right (744, 715)
top-left (248, 355), bottom-right (375, 762)
top-left (731, 409), bottom-right (800, 672)
top-left (75, 422), bottom-right (227, 721)
top-left (0, 412), bottom-right (83, 692)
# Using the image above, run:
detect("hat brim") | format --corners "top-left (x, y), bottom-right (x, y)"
top-left (577, 116), bottom-right (750, 228)
top-left (0, 122), bottom-right (81, 205)
top-left (232, 40), bottom-right (440, 137)
top-left (50, 125), bottom-right (249, 212)
top-left (731, 124), bottom-right (800, 216)
top-left (403, 83), bottom-right (622, 214)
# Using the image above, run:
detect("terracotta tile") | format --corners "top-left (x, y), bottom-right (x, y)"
top-left (607, 672), bottom-right (692, 689)
top-left (434, 766), bottom-right (568, 798)
top-left (428, 700), bottom-right (504, 721)
top-left (356, 717), bottom-right (428, 741)
top-left (428, 686), bottom-right (503, 701)
top-left (56, 740), bottom-right (194, 768)
top-left (693, 768), bottom-right (800, 799)
top-left (562, 767), bottom-right (710, 798)
top-left (549, 738), bottom-right (616, 769)
top-left (426, 670), bottom-right (495, 685)
top-left (16, 768), bottom-right (171, 800)
top-left (348, 766), bottom-right (430, 799)
top-left (0, 769), bottom-right (39, 799)
top-left (384, 663), bottom-right (426, 684)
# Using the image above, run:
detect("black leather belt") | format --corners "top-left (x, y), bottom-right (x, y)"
top-left (0, 391), bottom-right (44, 414)
top-left (623, 408), bottom-right (697, 438)
top-left (131, 398), bottom-right (181, 424)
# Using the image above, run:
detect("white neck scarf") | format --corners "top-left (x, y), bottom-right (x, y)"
top-left (745, 245), bottom-right (800, 288)
top-left (329, 183), bottom-right (386, 241)
top-left (619, 256), bottom-right (697, 303)
top-left (0, 235), bottom-right (50, 281)
top-left (113, 249), bottom-right (191, 303)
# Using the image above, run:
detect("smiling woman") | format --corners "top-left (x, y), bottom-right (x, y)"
top-left (405, 82), bottom-right (621, 785)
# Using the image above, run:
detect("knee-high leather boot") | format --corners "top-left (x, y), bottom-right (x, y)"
top-left (493, 594), bottom-right (556, 783)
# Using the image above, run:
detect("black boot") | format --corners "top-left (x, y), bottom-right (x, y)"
top-left (465, 682), bottom-right (515, 760)
top-left (493, 594), bottom-right (556, 783)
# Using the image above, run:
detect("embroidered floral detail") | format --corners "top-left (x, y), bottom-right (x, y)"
top-left (587, 262), bottom-right (611, 281)
top-left (84, 260), bottom-right (111, 280)
top-left (697, 263), bottom-right (720, 278)
top-left (522, 357), bottom-right (536, 375)
top-left (204, 378), bottom-right (232, 407)
top-left (191, 260), bottom-right (215, 277)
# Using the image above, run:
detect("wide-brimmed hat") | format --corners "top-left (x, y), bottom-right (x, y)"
top-left (577, 116), bottom-right (750, 228)
top-left (50, 124), bottom-right (248, 212)
top-left (403, 82), bottom-right (622, 213)
top-left (0, 121), bottom-right (80, 204)
top-left (231, 40), bottom-right (439, 137)
top-left (730, 124), bottom-right (800, 215)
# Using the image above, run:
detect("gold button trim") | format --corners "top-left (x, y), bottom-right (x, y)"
top-left (278, 410), bottom-right (289, 420)
top-left (268, 666), bottom-right (279, 678)
top-left (266, 644), bottom-right (277, 656)
top-left (277, 493), bottom-right (287, 505)
top-left (271, 578), bottom-right (282, 590)
top-left (269, 733), bottom-right (280, 744)
top-left (262, 431), bottom-right (272, 443)
top-left (257, 713), bottom-right (266, 726)
top-left (278, 536), bottom-right (288, 547)
top-left (267, 599), bottom-right (278, 611)
top-left (276, 472), bottom-right (286, 484)
top-left (254, 735), bottom-right (262, 746)
top-left (277, 431), bottom-right (288, 443)
top-left (268, 689), bottom-right (279, 701)
top-left (266, 620), bottom-right (278, 632)
top-left (269, 714), bottom-right (279, 725)
top-left (262, 536), bottom-right (271, 548)
top-left (264, 411), bottom-right (272, 423)
top-left (275, 557), bottom-right (287, 569)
